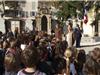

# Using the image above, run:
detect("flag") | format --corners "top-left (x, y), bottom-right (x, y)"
top-left (84, 14), bottom-right (88, 24)
top-left (83, 6), bottom-right (88, 24)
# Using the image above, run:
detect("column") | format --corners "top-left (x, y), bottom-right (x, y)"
top-left (25, 19), bottom-right (33, 31)
top-left (47, 15), bottom-right (51, 35)
top-left (0, 19), bottom-right (5, 33)
top-left (36, 15), bottom-right (41, 31)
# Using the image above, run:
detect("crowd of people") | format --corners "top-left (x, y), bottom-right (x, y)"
top-left (0, 23), bottom-right (100, 75)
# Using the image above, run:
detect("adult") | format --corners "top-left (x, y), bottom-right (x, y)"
top-left (0, 41), bottom-right (5, 75)
top-left (75, 24), bottom-right (82, 48)
top-left (0, 31), bottom-right (2, 39)
top-left (7, 29), bottom-right (14, 38)
top-left (55, 24), bottom-right (62, 41)
top-left (75, 49), bottom-right (86, 75)
top-left (66, 23), bottom-right (75, 48)
top-left (14, 27), bottom-right (19, 38)
top-left (83, 48), bottom-right (100, 75)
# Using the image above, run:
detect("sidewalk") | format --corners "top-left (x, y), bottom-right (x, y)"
top-left (80, 36), bottom-right (100, 47)
top-left (81, 42), bottom-right (100, 47)
top-left (76, 36), bottom-right (100, 54)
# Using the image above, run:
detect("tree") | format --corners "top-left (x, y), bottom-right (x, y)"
top-left (54, 1), bottom-right (85, 25)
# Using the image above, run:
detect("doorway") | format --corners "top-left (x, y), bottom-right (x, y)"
top-left (41, 15), bottom-right (47, 31)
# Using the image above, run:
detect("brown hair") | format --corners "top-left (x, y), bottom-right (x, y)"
top-left (92, 47), bottom-right (100, 60)
top-left (4, 52), bottom-right (17, 71)
top-left (21, 46), bottom-right (39, 67)
top-left (3, 40), bottom-right (9, 49)
top-left (83, 48), bottom-right (100, 75)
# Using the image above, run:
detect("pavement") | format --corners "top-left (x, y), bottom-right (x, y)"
top-left (77, 45), bottom-right (100, 54)
top-left (80, 36), bottom-right (100, 46)
top-left (77, 36), bottom-right (100, 54)
top-left (81, 42), bottom-right (100, 47)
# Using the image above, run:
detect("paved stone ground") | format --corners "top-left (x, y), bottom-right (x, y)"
top-left (76, 36), bottom-right (100, 54)
top-left (80, 36), bottom-right (100, 46)
top-left (77, 44), bottom-right (100, 54)
top-left (63, 36), bottom-right (100, 54)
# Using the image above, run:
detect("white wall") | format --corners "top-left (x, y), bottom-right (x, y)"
top-left (83, 7), bottom-right (95, 37)
top-left (25, 19), bottom-right (33, 31)
top-left (22, 0), bottom-right (38, 14)
top-left (0, 19), bottom-right (5, 33)
top-left (20, 0), bottom-right (38, 31)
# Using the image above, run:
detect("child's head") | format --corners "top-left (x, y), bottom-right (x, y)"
top-left (22, 46), bottom-right (39, 67)
top-left (3, 40), bottom-right (9, 49)
top-left (4, 52), bottom-right (16, 71)
top-left (92, 47), bottom-right (100, 61)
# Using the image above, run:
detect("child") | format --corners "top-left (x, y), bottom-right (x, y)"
top-left (17, 46), bottom-right (46, 75)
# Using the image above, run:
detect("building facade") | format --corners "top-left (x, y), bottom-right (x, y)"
top-left (0, 0), bottom-right (53, 34)
top-left (36, 1), bottom-right (52, 34)
top-left (0, 0), bottom-right (99, 36)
